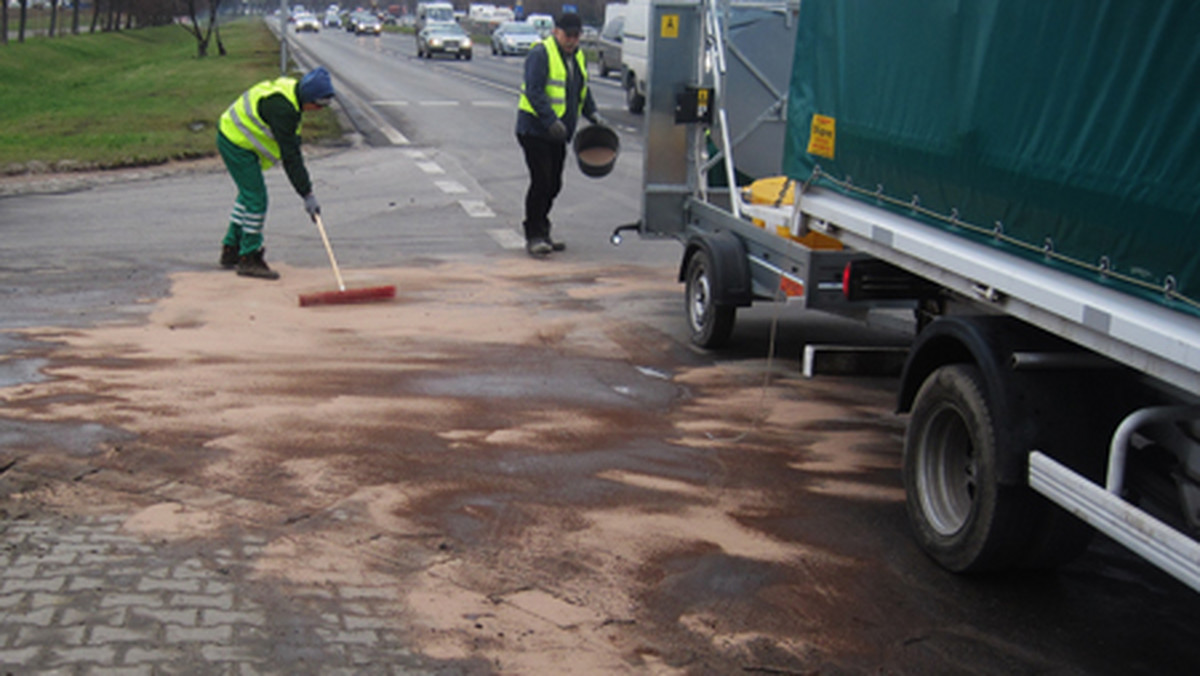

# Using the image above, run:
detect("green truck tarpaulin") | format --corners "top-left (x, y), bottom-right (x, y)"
top-left (783, 0), bottom-right (1200, 316)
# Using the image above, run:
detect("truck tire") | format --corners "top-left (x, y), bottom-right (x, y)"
top-left (903, 364), bottom-right (1030, 572)
top-left (685, 250), bottom-right (736, 348)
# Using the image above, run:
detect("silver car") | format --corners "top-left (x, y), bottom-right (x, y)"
top-left (418, 24), bottom-right (474, 60)
top-left (294, 12), bottom-right (321, 33)
top-left (490, 21), bottom-right (540, 56)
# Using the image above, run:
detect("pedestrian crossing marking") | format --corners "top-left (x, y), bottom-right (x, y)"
top-left (460, 200), bottom-right (495, 218)
top-left (435, 180), bottom-right (468, 194)
top-left (488, 229), bottom-right (525, 249)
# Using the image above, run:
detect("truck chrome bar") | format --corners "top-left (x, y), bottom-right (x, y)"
top-left (1106, 406), bottom-right (1200, 494)
top-left (1030, 451), bottom-right (1200, 593)
top-left (1008, 352), bottom-right (1118, 371)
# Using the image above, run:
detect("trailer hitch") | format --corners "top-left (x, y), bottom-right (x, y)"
top-left (610, 222), bottom-right (642, 246)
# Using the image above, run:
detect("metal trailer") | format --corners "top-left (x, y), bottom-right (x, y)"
top-left (616, 0), bottom-right (1200, 592)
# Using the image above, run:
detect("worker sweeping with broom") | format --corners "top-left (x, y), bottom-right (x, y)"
top-left (216, 66), bottom-right (334, 280)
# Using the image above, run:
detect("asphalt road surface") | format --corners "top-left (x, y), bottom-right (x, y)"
top-left (0, 19), bottom-right (1196, 675)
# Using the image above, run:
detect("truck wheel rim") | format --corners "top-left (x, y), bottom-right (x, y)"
top-left (917, 404), bottom-right (976, 536)
top-left (689, 273), bottom-right (712, 332)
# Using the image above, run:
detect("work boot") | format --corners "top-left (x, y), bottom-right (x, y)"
top-left (549, 239), bottom-right (566, 252)
top-left (236, 248), bottom-right (280, 280)
top-left (220, 244), bottom-right (239, 269)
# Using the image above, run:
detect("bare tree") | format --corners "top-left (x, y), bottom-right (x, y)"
top-left (179, 0), bottom-right (225, 58)
top-left (2, 1), bottom-right (8, 46)
top-left (49, 0), bottom-right (58, 37)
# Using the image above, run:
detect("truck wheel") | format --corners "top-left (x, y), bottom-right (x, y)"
top-left (685, 250), bottom-right (736, 349)
top-left (903, 364), bottom-right (1028, 572)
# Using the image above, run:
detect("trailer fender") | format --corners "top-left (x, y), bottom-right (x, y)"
top-left (679, 230), bottom-right (753, 307)
top-left (898, 315), bottom-right (1113, 486)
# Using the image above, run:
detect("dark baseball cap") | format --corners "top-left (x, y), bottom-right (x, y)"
top-left (556, 12), bottom-right (582, 35)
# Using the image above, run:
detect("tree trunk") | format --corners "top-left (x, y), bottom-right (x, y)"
top-left (49, 0), bottom-right (58, 38)
top-left (2, 1), bottom-right (9, 46)
top-left (17, 0), bottom-right (26, 43)
top-left (72, 0), bottom-right (80, 35)
top-left (90, 0), bottom-right (101, 33)
top-left (209, 0), bottom-right (225, 56)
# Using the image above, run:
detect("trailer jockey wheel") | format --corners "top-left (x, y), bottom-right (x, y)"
top-left (903, 364), bottom-right (1031, 572)
top-left (685, 250), bottom-right (736, 349)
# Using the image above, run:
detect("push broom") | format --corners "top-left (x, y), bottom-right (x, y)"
top-left (298, 214), bottom-right (396, 307)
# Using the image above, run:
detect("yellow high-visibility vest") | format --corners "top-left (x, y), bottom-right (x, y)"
top-left (518, 36), bottom-right (588, 118)
top-left (219, 77), bottom-right (301, 169)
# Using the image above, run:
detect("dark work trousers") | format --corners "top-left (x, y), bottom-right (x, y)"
top-left (517, 133), bottom-right (567, 243)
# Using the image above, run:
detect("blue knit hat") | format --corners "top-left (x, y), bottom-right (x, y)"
top-left (298, 67), bottom-right (335, 104)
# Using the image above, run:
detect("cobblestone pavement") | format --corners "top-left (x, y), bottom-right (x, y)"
top-left (0, 476), bottom-right (450, 676)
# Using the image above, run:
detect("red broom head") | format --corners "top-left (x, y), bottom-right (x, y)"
top-left (298, 285), bottom-right (396, 307)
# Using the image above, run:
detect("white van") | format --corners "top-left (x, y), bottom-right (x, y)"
top-left (620, 0), bottom-right (649, 113)
top-left (525, 13), bottom-right (554, 38)
top-left (416, 1), bottom-right (456, 32)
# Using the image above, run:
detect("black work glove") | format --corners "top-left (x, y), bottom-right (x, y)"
top-left (547, 119), bottom-right (567, 141)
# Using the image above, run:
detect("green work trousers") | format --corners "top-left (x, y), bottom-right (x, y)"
top-left (217, 132), bottom-right (268, 256)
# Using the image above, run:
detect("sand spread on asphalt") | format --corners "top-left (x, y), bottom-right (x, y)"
top-left (1, 259), bottom-right (903, 673)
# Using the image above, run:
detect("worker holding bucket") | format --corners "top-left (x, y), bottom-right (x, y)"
top-left (515, 12), bottom-right (612, 257)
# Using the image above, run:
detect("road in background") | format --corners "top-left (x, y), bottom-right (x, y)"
top-left (283, 24), bottom-right (663, 266)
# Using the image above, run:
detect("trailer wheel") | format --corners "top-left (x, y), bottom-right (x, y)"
top-left (904, 364), bottom-right (1027, 572)
top-left (626, 77), bottom-right (645, 114)
top-left (685, 250), bottom-right (736, 348)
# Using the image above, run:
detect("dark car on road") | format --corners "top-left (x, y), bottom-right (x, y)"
top-left (355, 12), bottom-right (383, 35)
top-left (418, 23), bottom-right (474, 60)
top-left (490, 21), bottom-right (540, 56)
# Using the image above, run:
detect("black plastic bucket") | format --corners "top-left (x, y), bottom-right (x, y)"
top-left (573, 124), bottom-right (619, 178)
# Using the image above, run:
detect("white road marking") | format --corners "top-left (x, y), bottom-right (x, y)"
top-left (470, 101), bottom-right (512, 108)
top-left (348, 100), bottom-right (409, 145)
top-left (419, 100), bottom-right (460, 107)
top-left (435, 180), bottom-right (468, 194)
top-left (417, 161), bottom-right (446, 174)
top-left (379, 124), bottom-right (409, 146)
top-left (460, 200), bottom-right (496, 218)
top-left (488, 229), bottom-right (526, 249)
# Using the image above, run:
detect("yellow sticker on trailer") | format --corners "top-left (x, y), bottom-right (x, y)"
top-left (661, 14), bottom-right (679, 38)
top-left (807, 114), bottom-right (836, 159)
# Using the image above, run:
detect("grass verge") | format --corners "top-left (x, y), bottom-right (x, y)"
top-left (0, 19), bottom-right (341, 173)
